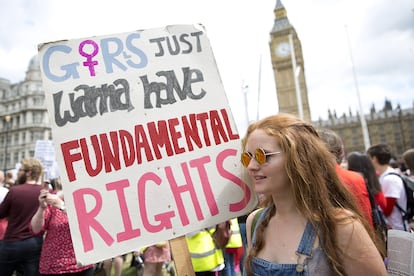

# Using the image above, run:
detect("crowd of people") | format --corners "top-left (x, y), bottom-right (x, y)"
top-left (0, 158), bottom-right (177, 276)
top-left (0, 112), bottom-right (413, 275)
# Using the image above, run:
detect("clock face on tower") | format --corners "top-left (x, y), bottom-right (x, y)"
top-left (275, 42), bottom-right (291, 58)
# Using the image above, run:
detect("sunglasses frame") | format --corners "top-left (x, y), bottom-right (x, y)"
top-left (241, 148), bottom-right (281, 167)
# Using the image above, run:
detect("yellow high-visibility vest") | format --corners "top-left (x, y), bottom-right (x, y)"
top-left (226, 218), bottom-right (243, 248)
top-left (186, 230), bottom-right (224, 272)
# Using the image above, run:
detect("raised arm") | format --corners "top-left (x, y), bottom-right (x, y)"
top-left (30, 189), bottom-right (48, 234)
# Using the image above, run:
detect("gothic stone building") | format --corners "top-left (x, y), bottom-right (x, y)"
top-left (270, 0), bottom-right (414, 157)
top-left (1, 7), bottom-right (413, 173)
top-left (314, 103), bottom-right (414, 157)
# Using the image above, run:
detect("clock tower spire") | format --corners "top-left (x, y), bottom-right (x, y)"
top-left (270, 0), bottom-right (311, 121)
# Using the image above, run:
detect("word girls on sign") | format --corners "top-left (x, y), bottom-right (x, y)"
top-left (38, 24), bottom-right (257, 265)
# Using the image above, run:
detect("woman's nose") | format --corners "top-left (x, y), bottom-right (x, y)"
top-left (247, 158), bottom-right (260, 170)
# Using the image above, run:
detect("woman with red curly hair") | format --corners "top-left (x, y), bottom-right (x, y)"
top-left (241, 114), bottom-right (386, 276)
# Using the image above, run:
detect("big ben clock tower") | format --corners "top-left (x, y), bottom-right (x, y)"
top-left (270, 0), bottom-right (311, 121)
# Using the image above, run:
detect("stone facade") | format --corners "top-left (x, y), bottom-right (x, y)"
top-left (269, 0), bottom-right (311, 122)
top-left (313, 103), bottom-right (414, 156)
top-left (0, 56), bottom-right (52, 172)
top-left (1, 2), bottom-right (413, 174)
top-left (270, 0), bottom-right (414, 156)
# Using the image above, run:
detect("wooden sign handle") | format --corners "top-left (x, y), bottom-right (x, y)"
top-left (169, 236), bottom-right (195, 276)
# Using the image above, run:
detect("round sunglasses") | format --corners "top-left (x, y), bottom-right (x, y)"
top-left (241, 148), bottom-right (281, 168)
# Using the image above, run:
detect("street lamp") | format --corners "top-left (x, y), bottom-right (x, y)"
top-left (3, 115), bottom-right (11, 175)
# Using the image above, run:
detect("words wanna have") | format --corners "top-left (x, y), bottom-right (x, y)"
top-left (61, 108), bottom-right (251, 253)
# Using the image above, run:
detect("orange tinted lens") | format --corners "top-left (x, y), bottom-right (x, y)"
top-left (255, 148), bottom-right (266, 165)
top-left (241, 152), bottom-right (252, 167)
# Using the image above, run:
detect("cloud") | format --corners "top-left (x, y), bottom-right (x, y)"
top-left (0, 0), bottom-right (412, 125)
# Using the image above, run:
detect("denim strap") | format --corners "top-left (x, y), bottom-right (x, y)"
top-left (252, 208), bottom-right (317, 257)
top-left (296, 221), bottom-right (316, 256)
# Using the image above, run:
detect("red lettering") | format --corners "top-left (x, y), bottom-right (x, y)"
top-left (80, 136), bottom-right (103, 178)
top-left (119, 129), bottom-right (136, 167)
top-left (60, 109), bottom-right (239, 182)
top-left (209, 110), bottom-right (229, 145)
top-left (134, 124), bottom-right (154, 162)
top-left (147, 121), bottom-right (173, 159)
top-left (168, 117), bottom-right (185, 154)
top-left (196, 112), bottom-right (211, 146)
top-left (181, 113), bottom-right (202, 151)
top-left (100, 131), bottom-right (121, 172)
top-left (220, 109), bottom-right (239, 140)
top-left (61, 140), bottom-right (82, 182)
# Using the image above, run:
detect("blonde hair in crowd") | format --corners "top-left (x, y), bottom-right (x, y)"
top-left (20, 157), bottom-right (44, 184)
top-left (242, 114), bottom-right (383, 276)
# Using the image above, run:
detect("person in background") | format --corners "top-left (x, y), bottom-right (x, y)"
top-left (186, 228), bottom-right (224, 276)
top-left (219, 218), bottom-right (243, 276)
top-left (0, 171), bottom-right (9, 203)
top-left (347, 152), bottom-right (387, 211)
top-left (389, 159), bottom-right (402, 174)
top-left (237, 169), bottom-right (253, 275)
top-left (403, 148), bottom-right (414, 178)
top-left (318, 128), bottom-right (373, 227)
top-left (30, 187), bottom-right (94, 275)
top-left (346, 151), bottom-right (388, 253)
top-left (49, 177), bottom-right (62, 192)
top-left (403, 148), bottom-right (414, 232)
top-left (0, 171), bottom-right (9, 240)
top-left (0, 157), bottom-right (44, 276)
top-left (5, 171), bottom-right (15, 189)
top-left (103, 255), bottom-right (124, 276)
top-left (135, 241), bottom-right (171, 276)
top-left (397, 155), bottom-right (408, 175)
top-left (367, 143), bottom-right (407, 230)
top-left (236, 214), bottom-right (248, 274)
top-left (242, 114), bottom-right (386, 275)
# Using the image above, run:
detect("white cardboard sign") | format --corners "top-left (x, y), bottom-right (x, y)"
top-left (38, 24), bottom-right (257, 265)
top-left (34, 140), bottom-right (59, 180)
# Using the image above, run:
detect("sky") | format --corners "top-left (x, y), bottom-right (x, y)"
top-left (0, 0), bottom-right (413, 134)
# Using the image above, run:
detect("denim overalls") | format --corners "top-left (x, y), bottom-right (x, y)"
top-left (247, 207), bottom-right (332, 275)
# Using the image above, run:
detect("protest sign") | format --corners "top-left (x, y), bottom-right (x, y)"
top-left (34, 140), bottom-right (60, 180)
top-left (38, 24), bottom-right (257, 265)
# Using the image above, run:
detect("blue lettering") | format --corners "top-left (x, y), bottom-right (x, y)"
top-left (125, 33), bottom-right (148, 69)
top-left (101, 37), bottom-right (127, 73)
top-left (42, 45), bottom-right (80, 82)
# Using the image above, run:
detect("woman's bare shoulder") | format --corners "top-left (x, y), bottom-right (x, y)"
top-left (246, 208), bottom-right (264, 225)
top-left (333, 208), bottom-right (376, 254)
top-left (333, 209), bottom-right (387, 275)
top-left (246, 207), bottom-right (266, 248)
